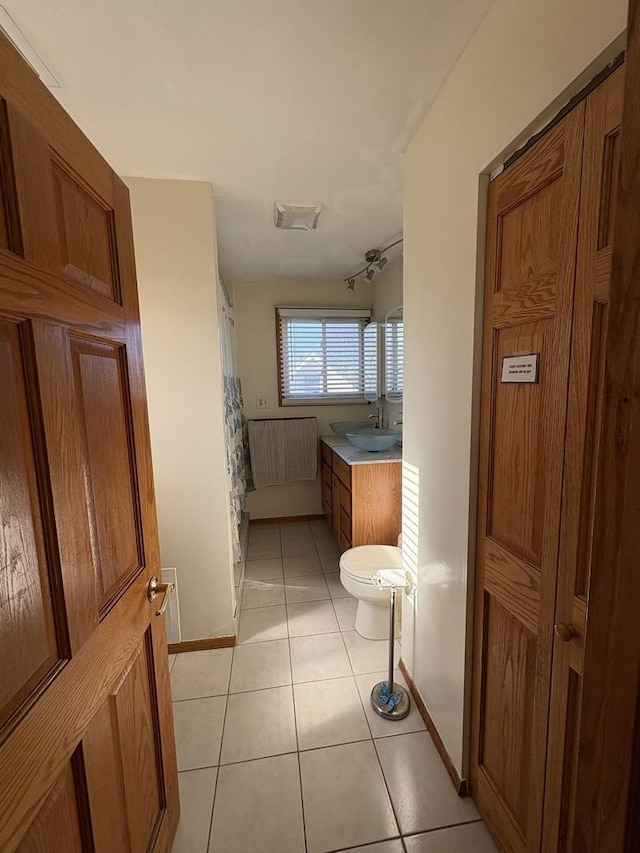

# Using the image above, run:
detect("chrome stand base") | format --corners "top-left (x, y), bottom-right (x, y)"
top-left (370, 682), bottom-right (411, 720)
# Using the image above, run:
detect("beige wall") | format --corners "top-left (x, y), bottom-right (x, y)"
top-left (402, 0), bottom-right (626, 776)
top-left (126, 177), bottom-right (236, 641)
top-left (233, 280), bottom-right (373, 518)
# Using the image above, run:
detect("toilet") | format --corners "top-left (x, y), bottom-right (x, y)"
top-left (339, 544), bottom-right (403, 640)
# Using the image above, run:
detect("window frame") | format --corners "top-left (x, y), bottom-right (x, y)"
top-left (276, 306), bottom-right (371, 407)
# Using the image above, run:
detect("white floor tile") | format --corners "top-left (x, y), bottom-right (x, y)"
top-left (300, 741), bottom-right (398, 853)
top-left (248, 524), bottom-right (280, 543)
top-left (240, 578), bottom-right (286, 609)
top-left (287, 600), bottom-right (339, 637)
top-left (170, 649), bottom-right (233, 701)
top-left (280, 521), bottom-right (312, 539)
top-left (210, 754), bottom-right (305, 853)
top-left (343, 631), bottom-right (400, 674)
top-left (290, 632), bottom-right (352, 683)
top-left (294, 676), bottom-right (371, 750)
top-left (310, 519), bottom-right (332, 535)
top-left (355, 670), bottom-right (426, 738)
top-left (229, 638), bottom-right (291, 693)
top-left (246, 539), bottom-right (282, 560)
top-left (244, 557), bottom-right (283, 580)
top-left (237, 605), bottom-right (288, 644)
top-left (173, 768), bottom-right (216, 853)
top-left (320, 553), bottom-right (341, 573)
top-left (325, 571), bottom-right (351, 598)
top-left (282, 537), bottom-right (318, 556)
top-left (375, 732), bottom-right (480, 834)
top-left (334, 842), bottom-right (404, 853)
top-left (332, 596), bottom-right (358, 631)
top-left (173, 696), bottom-right (226, 771)
top-left (404, 822), bottom-right (497, 852)
top-left (220, 686), bottom-right (297, 764)
top-left (284, 574), bottom-right (330, 604)
top-left (314, 537), bottom-right (341, 556)
top-left (283, 552), bottom-right (323, 576)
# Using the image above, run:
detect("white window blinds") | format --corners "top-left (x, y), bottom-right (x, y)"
top-left (277, 307), bottom-right (370, 405)
top-left (384, 318), bottom-right (404, 399)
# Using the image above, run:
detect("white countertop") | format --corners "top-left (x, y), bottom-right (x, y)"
top-left (320, 434), bottom-right (402, 465)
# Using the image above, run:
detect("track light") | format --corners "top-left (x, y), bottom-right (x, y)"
top-left (343, 238), bottom-right (402, 290)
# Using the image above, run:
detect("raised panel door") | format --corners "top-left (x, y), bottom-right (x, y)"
top-left (542, 66), bottom-right (624, 852)
top-left (0, 34), bottom-right (178, 851)
top-left (471, 105), bottom-right (585, 852)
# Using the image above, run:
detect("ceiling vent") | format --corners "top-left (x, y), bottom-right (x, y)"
top-left (274, 201), bottom-right (323, 231)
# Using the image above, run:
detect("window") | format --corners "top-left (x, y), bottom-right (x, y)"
top-left (277, 307), bottom-right (371, 405)
top-left (384, 317), bottom-right (404, 399)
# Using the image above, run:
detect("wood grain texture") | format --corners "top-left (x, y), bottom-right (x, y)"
top-left (168, 636), bottom-right (236, 654)
top-left (0, 31), bottom-right (177, 852)
top-left (0, 320), bottom-right (62, 737)
top-left (471, 104), bottom-right (585, 853)
top-left (16, 764), bottom-right (84, 853)
top-left (573, 3), bottom-right (640, 844)
top-left (249, 514), bottom-right (324, 524)
top-left (542, 66), bottom-right (624, 852)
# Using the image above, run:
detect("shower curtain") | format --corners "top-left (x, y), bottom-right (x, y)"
top-left (218, 277), bottom-right (251, 564)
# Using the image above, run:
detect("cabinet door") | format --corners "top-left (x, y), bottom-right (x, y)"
top-left (332, 472), bottom-right (340, 537)
top-left (471, 105), bottom-right (585, 852)
top-left (542, 66), bottom-right (623, 852)
top-left (321, 460), bottom-right (332, 523)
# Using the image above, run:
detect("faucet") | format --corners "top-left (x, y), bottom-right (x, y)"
top-left (368, 406), bottom-right (384, 429)
top-left (393, 412), bottom-right (402, 427)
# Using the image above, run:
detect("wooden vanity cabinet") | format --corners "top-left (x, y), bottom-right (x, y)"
top-left (320, 440), bottom-right (401, 551)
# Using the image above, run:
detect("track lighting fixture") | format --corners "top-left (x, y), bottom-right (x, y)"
top-left (344, 238), bottom-right (403, 290)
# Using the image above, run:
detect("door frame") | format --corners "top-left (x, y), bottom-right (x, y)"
top-left (573, 0), bottom-right (640, 847)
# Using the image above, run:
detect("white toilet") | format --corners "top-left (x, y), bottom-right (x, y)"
top-left (339, 544), bottom-right (403, 640)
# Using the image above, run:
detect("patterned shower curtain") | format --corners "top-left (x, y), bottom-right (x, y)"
top-left (218, 277), bottom-right (252, 563)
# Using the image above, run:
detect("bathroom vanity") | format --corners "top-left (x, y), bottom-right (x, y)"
top-left (320, 435), bottom-right (401, 552)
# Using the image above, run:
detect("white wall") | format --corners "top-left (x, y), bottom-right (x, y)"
top-left (233, 280), bottom-right (373, 518)
top-left (126, 177), bottom-right (236, 641)
top-left (402, 0), bottom-right (627, 776)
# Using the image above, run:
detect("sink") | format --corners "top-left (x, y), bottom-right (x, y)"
top-left (330, 421), bottom-right (371, 437)
top-left (345, 428), bottom-right (400, 451)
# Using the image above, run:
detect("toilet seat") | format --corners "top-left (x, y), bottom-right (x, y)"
top-left (340, 544), bottom-right (402, 580)
top-left (339, 545), bottom-right (402, 639)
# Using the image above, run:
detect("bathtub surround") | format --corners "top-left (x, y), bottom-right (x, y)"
top-left (402, 0), bottom-right (626, 780)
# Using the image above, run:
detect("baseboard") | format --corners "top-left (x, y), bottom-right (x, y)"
top-left (168, 635), bottom-right (236, 654)
top-left (250, 514), bottom-right (325, 525)
top-left (399, 659), bottom-right (468, 797)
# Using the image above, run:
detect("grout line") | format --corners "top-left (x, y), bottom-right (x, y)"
top-left (205, 689), bottom-right (228, 853)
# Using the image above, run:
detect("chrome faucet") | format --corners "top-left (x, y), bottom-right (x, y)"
top-left (368, 406), bottom-right (384, 429)
top-left (393, 413), bottom-right (403, 427)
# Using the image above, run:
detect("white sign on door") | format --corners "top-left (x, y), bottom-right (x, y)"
top-left (501, 353), bottom-right (539, 384)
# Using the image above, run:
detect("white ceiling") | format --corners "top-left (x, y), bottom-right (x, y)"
top-left (12, 0), bottom-right (493, 282)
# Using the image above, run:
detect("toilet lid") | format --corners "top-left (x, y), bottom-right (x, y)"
top-left (340, 545), bottom-right (402, 580)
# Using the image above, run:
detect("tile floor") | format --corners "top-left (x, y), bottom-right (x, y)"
top-left (171, 519), bottom-right (498, 853)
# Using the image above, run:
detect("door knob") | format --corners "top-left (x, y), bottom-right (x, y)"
top-left (554, 622), bottom-right (578, 643)
top-left (147, 575), bottom-right (175, 616)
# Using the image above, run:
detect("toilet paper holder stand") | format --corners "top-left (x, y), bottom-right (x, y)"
top-left (368, 569), bottom-right (415, 721)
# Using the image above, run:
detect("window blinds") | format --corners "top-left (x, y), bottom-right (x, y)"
top-left (385, 318), bottom-right (404, 399)
top-left (277, 307), bottom-right (370, 405)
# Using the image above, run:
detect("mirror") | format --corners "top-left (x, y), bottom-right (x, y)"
top-left (384, 305), bottom-right (403, 403)
top-left (363, 321), bottom-right (381, 402)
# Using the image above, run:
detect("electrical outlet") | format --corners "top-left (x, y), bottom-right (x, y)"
top-left (256, 396), bottom-right (269, 409)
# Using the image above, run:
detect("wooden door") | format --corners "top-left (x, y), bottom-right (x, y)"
top-left (542, 66), bottom-right (624, 852)
top-left (0, 35), bottom-right (178, 852)
top-left (471, 105), bottom-right (585, 852)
